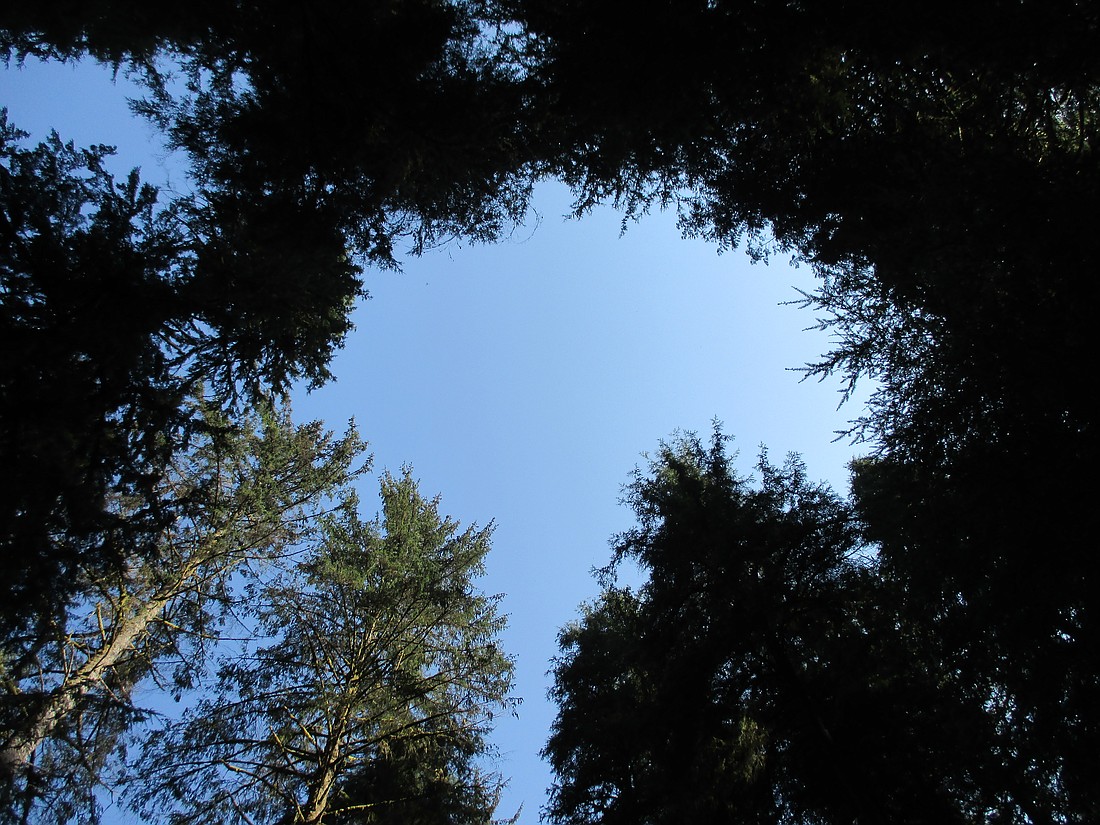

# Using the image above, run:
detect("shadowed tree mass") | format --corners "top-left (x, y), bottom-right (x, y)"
top-left (2, 1), bottom-right (1098, 822)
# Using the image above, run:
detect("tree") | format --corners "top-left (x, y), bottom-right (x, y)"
top-left (543, 431), bottom-right (857, 824)
top-left (0, 111), bottom-right (364, 634)
top-left (544, 431), bottom-right (1016, 825)
top-left (0, 400), bottom-right (366, 824)
top-left (1, 1), bottom-right (534, 268)
top-left (492, 5), bottom-right (1100, 818)
top-left (483, 0), bottom-right (1098, 487)
top-left (128, 469), bottom-right (516, 825)
top-left (492, 0), bottom-right (1099, 457)
top-left (2, 113), bottom-right (190, 634)
top-left (0, 0), bottom-right (534, 626)
top-left (5, 4), bottom-right (1099, 817)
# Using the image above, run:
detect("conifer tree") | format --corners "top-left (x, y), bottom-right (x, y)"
top-left (0, 401), bottom-right (366, 824)
top-left (130, 470), bottom-right (516, 825)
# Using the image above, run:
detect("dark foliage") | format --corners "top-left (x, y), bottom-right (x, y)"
top-left (496, 4), bottom-right (1099, 819)
top-left (544, 434), bottom-right (883, 823)
top-left (1, 0), bottom-right (535, 267)
top-left (0, 113), bottom-right (360, 634)
top-left (3, 2), bottom-right (1099, 820)
top-left (1, 115), bottom-right (192, 634)
top-left (0, 0), bottom-right (533, 633)
top-left (545, 433), bottom-right (1085, 824)
top-left (498, 0), bottom-right (1099, 453)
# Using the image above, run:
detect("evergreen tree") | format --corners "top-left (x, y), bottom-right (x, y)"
top-left (544, 431), bottom-right (1032, 824)
top-left (544, 432), bottom-right (868, 824)
top-left (0, 113), bottom-right (362, 633)
top-left (0, 400), bottom-right (366, 824)
top-left (129, 470), bottom-right (516, 825)
top-left (0, 0), bottom-right (532, 623)
top-left (5, 4), bottom-right (1098, 818)
top-left (499, 4), bottom-right (1100, 817)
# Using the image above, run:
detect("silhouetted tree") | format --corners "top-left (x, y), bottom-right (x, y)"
top-left (5, 4), bottom-right (1099, 818)
top-left (547, 433), bottom-right (881, 824)
top-left (0, 1), bottom-right (534, 627)
top-left (495, 5), bottom-right (1100, 818)
top-left (0, 113), bottom-right (362, 633)
top-left (547, 428), bottom-right (1096, 823)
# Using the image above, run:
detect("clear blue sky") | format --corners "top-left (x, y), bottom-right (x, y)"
top-left (2, 58), bottom-right (868, 823)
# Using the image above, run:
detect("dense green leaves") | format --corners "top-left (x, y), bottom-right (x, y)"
top-left (0, 113), bottom-right (363, 634)
top-left (0, 400), bottom-right (367, 823)
top-left (129, 471), bottom-right (515, 825)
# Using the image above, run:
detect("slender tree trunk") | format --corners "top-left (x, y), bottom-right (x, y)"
top-left (297, 759), bottom-right (339, 824)
top-left (293, 704), bottom-right (351, 824)
top-left (0, 558), bottom-right (201, 779)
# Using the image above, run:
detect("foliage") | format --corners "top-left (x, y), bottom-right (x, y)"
top-left (547, 427), bottom-right (1099, 824)
top-left (1, 1), bottom-right (534, 266)
top-left (493, 0), bottom-right (1099, 460)
top-left (0, 400), bottom-right (366, 824)
top-left (1, 112), bottom-right (188, 634)
top-left (3, 3), bottom-right (1099, 821)
top-left (545, 431), bottom-right (877, 824)
top-left (128, 470), bottom-right (516, 825)
top-left (497, 5), bottom-right (1100, 819)
top-left (0, 1), bottom-right (534, 628)
top-left (0, 111), bottom-right (362, 633)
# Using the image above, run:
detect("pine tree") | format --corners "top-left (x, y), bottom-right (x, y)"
top-left (130, 470), bottom-right (516, 825)
top-left (0, 400), bottom-right (366, 823)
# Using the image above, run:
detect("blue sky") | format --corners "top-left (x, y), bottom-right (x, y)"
top-left (3, 58), bottom-right (868, 822)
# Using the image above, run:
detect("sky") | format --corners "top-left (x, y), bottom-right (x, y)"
top-left (2, 58), bottom-right (869, 823)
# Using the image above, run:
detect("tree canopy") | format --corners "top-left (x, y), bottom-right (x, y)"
top-left (0, 0), bottom-right (533, 628)
top-left (545, 432), bottom-right (1088, 824)
top-left (0, 400), bottom-right (367, 823)
top-left (502, 6), bottom-right (1099, 819)
top-left (3, 2), bottom-right (1099, 821)
top-left (0, 113), bottom-right (363, 633)
top-left (128, 470), bottom-right (515, 825)
top-left (545, 433), bottom-right (869, 824)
